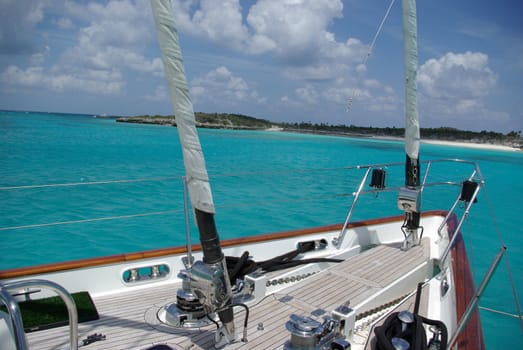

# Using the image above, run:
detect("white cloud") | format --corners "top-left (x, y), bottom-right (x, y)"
top-left (419, 51), bottom-right (497, 100)
top-left (146, 85), bottom-right (167, 101)
top-left (323, 78), bottom-right (398, 114)
top-left (367, 95), bottom-right (398, 112)
top-left (172, 0), bottom-right (367, 70)
top-left (246, 0), bottom-right (368, 75)
top-left (246, 0), bottom-right (343, 60)
top-left (167, 0), bottom-right (379, 117)
top-left (57, 17), bottom-right (73, 29)
top-left (285, 63), bottom-right (350, 81)
top-left (193, 0), bottom-right (248, 50)
top-left (356, 64), bottom-right (367, 74)
top-left (1, 65), bottom-right (44, 87)
top-left (296, 84), bottom-right (319, 104)
top-left (363, 79), bottom-right (381, 89)
top-left (282, 67), bottom-right (399, 117)
top-left (29, 46), bottom-right (50, 66)
top-left (0, 0), bottom-right (46, 54)
top-left (190, 66), bottom-right (265, 105)
top-left (60, 0), bottom-right (158, 74)
top-left (0, 65), bottom-right (124, 95)
top-left (324, 86), bottom-right (371, 105)
top-left (1, 0), bottom-right (162, 98)
top-left (171, 0), bottom-right (249, 51)
top-left (418, 51), bottom-right (508, 127)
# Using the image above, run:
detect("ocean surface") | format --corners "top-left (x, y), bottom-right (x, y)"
top-left (1, 110), bottom-right (521, 347)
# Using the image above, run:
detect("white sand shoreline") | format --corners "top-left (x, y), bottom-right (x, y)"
top-left (278, 129), bottom-right (521, 151)
top-left (369, 136), bottom-right (520, 151)
top-left (421, 139), bottom-right (519, 151)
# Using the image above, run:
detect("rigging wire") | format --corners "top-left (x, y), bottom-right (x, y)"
top-left (0, 176), bottom-right (179, 191)
top-left (0, 210), bottom-right (182, 232)
top-left (479, 306), bottom-right (522, 320)
top-left (0, 165), bottom-right (364, 191)
top-left (0, 169), bottom-right (359, 232)
top-left (347, 0), bottom-right (396, 111)
top-left (481, 187), bottom-right (523, 330)
top-left (0, 191), bottom-right (349, 232)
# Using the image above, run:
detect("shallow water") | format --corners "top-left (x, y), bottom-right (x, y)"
top-left (1, 110), bottom-right (522, 347)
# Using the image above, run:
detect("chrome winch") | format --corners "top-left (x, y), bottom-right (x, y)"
top-left (283, 314), bottom-right (351, 350)
top-left (159, 259), bottom-right (231, 329)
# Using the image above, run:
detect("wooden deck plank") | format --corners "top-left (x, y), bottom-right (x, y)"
top-left (24, 242), bottom-right (429, 350)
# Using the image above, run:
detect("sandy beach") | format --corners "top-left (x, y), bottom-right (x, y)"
top-left (369, 135), bottom-right (520, 152)
top-left (421, 139), bottom-right (520, 152)
top-left (118, 116), bottom-right (521, 152)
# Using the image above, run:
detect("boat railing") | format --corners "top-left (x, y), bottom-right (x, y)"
top-left (0, 285), bottom-right (28, 350)
top-left (0, 280), bottom-right (79, 350)
top-left (448, 245), bottom-right (506, 349)
top-left (0, 158), bottom-right (487, 269)
top-left (334, 158), bottom-right (485, 248)
top-left (332, 158), bottom-right (515, 344)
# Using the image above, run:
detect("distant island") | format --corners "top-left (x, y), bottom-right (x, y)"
top-left (117, 112), bottom-right (273, 130)
top-left (116, 112), bottom-right (522, 150)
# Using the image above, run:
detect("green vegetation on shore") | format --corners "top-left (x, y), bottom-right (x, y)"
top-left (281, 122), bottom-right (522, 147)
top-left (117, 112), bottom-right (273, 129)
top-left (117, 112), bottom-right (522, 148)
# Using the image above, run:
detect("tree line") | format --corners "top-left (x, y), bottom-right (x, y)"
top-left (122, 112), bottom-right (521, 146)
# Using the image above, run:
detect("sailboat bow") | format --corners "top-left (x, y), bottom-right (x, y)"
top-left (1, 1), bottom-right (518, 350)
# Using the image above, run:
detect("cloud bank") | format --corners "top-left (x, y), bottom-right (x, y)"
top-left (0, 0), bottom-right (516, 132)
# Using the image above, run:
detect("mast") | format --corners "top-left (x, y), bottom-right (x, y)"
top-left (399, 0), bottom-right (422, 245)
top-left (150, 0), bottom-right (235, 343)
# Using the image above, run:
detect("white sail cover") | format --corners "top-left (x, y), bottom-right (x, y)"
top-left (402, 0), bottom-right (420, 160)
top-left (150, 0), bottom-right (215, 213)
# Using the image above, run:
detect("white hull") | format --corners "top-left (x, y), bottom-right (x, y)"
top-left (3, 0), bottom-right (513, 347)
top-left (1, 206), bottom-right (484, 350)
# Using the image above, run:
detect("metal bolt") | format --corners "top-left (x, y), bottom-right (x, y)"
top-left (150, 265), bottom-right (160, 278)
top-left (128, 268), bottom-right (140, 282)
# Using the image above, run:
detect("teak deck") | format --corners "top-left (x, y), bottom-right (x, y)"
top-left (25, 243), bottom-right (428, 350)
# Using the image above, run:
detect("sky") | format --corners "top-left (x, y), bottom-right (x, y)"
top-left (0, 0), bottom-right (522, 133)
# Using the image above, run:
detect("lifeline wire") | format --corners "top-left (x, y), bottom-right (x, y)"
top-left (479, 306), bottom-right (522, 319)
top-left (0, 176), bottom-right (179, 191)
top-left (482, 187), bottom-right (523, 330)
top-left (0, 210), bottom-right (181, 231)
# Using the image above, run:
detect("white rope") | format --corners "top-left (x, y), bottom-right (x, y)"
top-left (347, 0), bottom-right (396, 111)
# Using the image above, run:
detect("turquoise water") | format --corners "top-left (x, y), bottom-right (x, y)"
top-left (1, 110), bottom-right (522, 347)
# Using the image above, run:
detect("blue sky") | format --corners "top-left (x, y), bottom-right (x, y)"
top-left (1, 0), bottom-right (522, 133)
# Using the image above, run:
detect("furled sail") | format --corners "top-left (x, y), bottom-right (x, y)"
top-left (402, 0), bottom-right (420, 163)
top-left (400, 0), bottom-right (422, 239)
top-left (150, 0), bottom-right (214, 215)
top-left (150, 0), bottom-right (235, 345)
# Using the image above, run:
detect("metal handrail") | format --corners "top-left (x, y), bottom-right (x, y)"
top-left (0, 286), bottom-right (28, 350)
top-left (447, 245), bottom-right (506, 349)
top-left (1, 280), bottom-right (79, 350)
top-left (438, 184), bottom-right (481, 269)
top-left (335, 167), bottom-right (372, 247)
top-left (334, 158), bottom-right (485, 248)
